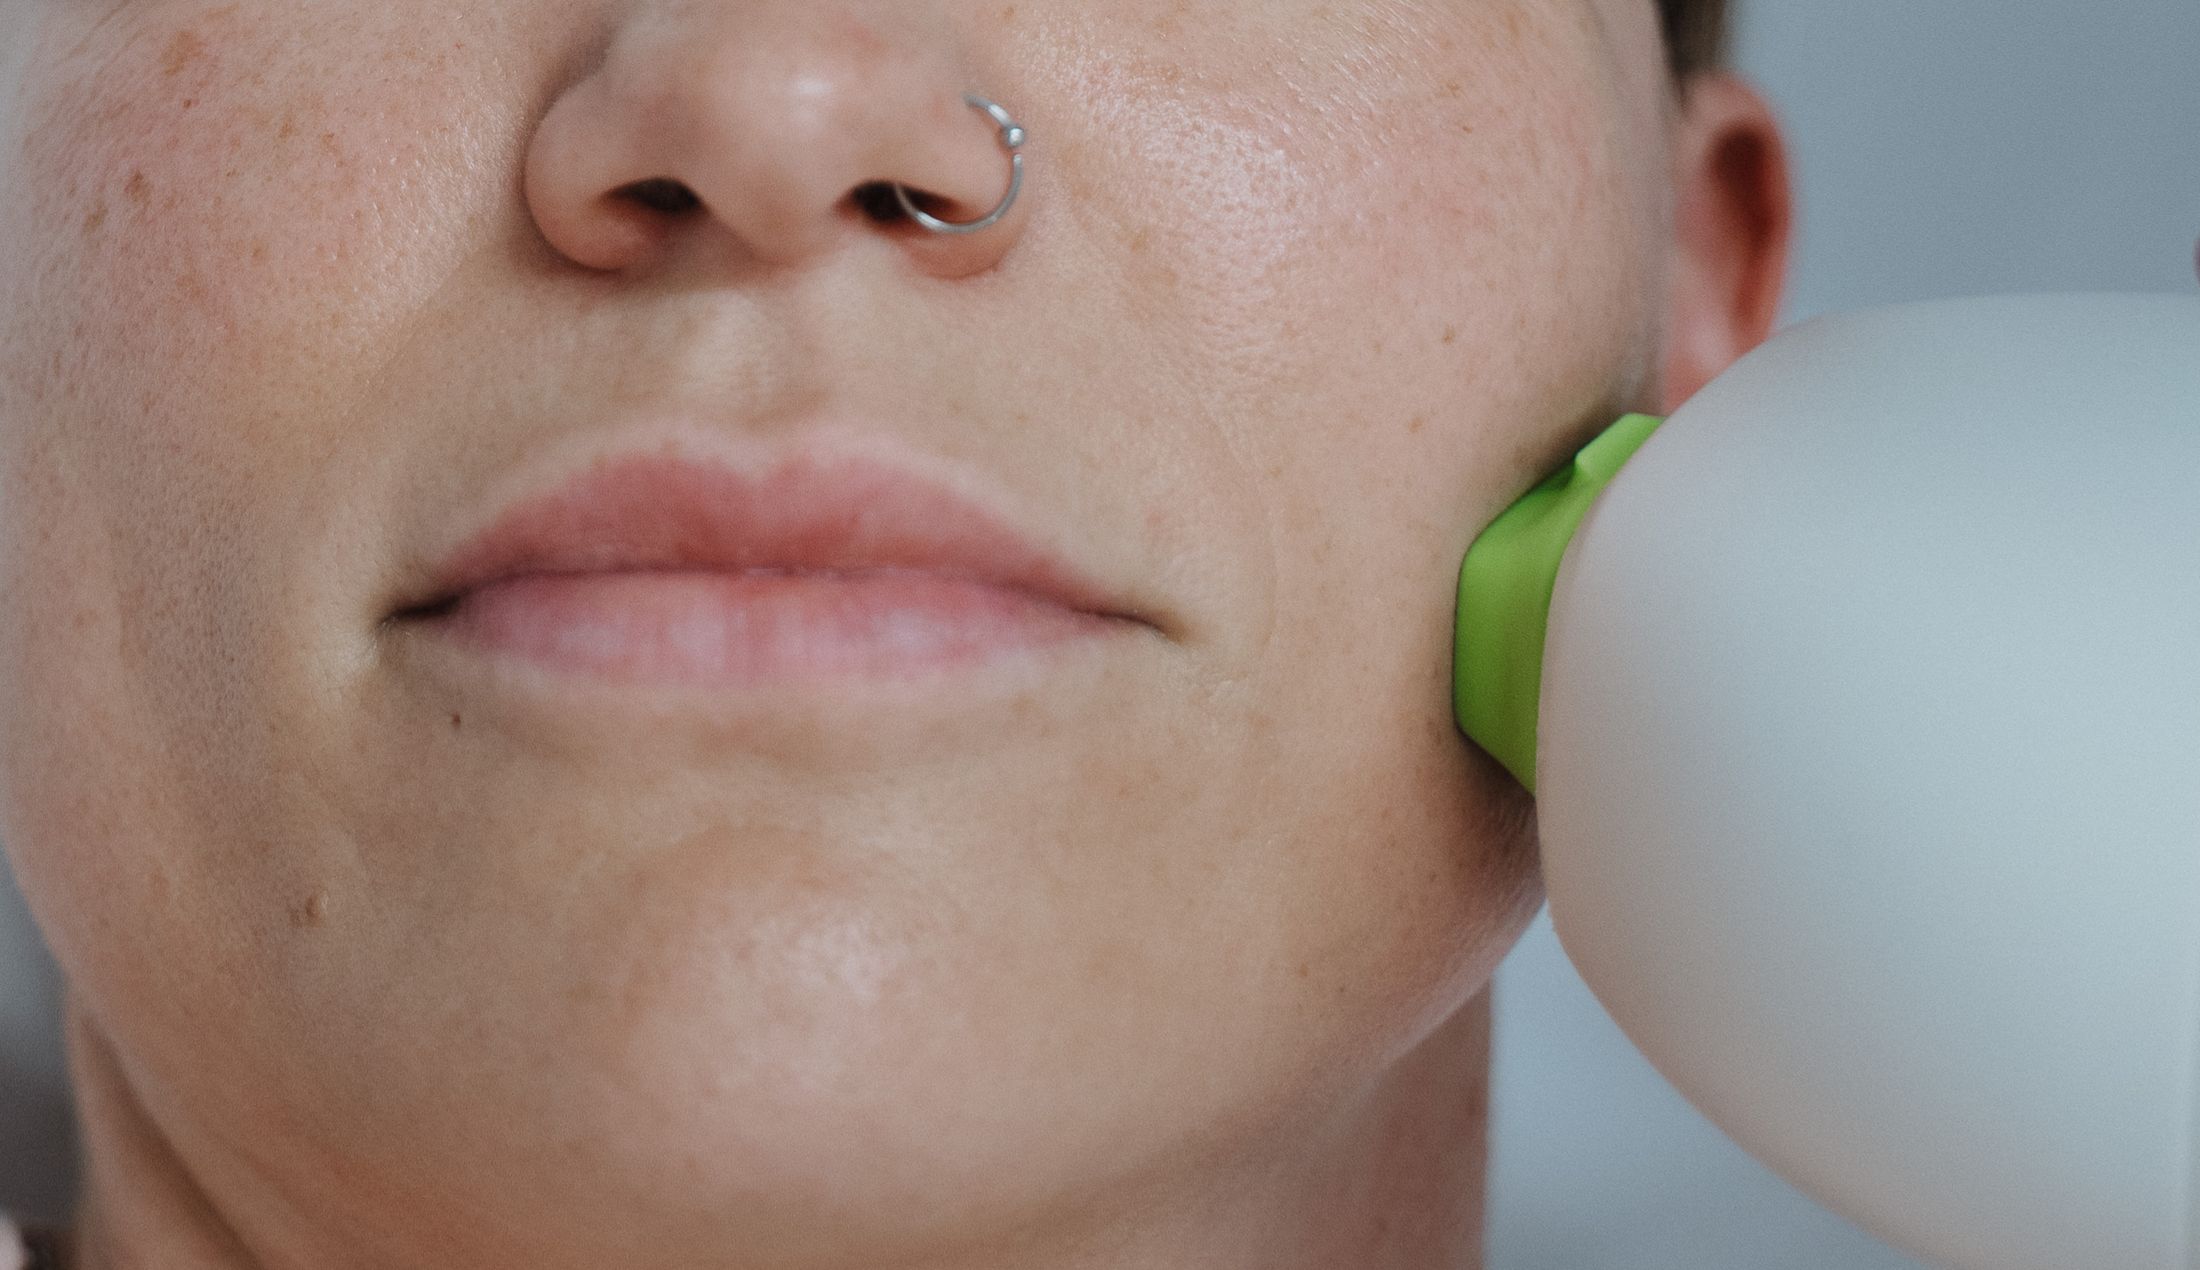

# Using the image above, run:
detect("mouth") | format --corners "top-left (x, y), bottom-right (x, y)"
top-left (387, 448), bottom-right (1160, 688)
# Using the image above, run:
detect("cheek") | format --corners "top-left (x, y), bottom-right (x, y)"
top-left (3, 6), bottom-right (518, 419)
top-left (0, 6), bottom-right (514, 958)
top-left (0, 3), bottom-right (531, 751)
top-left (1044, 0), bottom-right (1644, 1036)
top-left (1073, 0), bottom-right (1657, 495)
top-left (1190, 3), bottom-right (1650, 986)
top-left (1220, 5), bottom-right (1659, 585)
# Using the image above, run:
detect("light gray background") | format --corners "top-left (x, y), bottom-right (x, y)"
top-left (4, 0), bottom-right (2198, 1256)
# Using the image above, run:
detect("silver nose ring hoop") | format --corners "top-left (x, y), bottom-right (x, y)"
top-left (893, 93), bottom-right (1026, 235)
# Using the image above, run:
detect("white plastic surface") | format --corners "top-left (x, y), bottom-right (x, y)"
top-left (1537, 293), bottom-right (2200, 1269)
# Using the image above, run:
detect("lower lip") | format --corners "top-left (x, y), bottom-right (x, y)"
top-left (398, 567), bottom-right (1128, 685)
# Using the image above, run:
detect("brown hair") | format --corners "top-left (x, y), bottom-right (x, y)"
top-left (1658, 0), bottom-right (1733, 78)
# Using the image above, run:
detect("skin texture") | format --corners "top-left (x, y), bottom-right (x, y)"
top-left (0, 1), bottom-right (1789, 1266)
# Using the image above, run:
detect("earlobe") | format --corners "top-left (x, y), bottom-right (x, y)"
top-left (1658, 73), bottom-right (1796, 413)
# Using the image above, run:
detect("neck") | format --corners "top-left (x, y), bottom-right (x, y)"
top-left (58, 988), bottom-right (1494, 1270)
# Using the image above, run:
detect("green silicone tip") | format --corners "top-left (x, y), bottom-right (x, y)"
top-left (1453, 412), bottom-right (1666, 794)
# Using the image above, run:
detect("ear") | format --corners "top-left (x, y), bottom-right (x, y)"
top-left (1659, 72), bottom-right (1796, 413)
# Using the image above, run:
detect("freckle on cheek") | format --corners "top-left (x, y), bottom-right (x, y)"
top-left (160, 29), bottom-right (208, 78)
top-left (289, 889), bottom-right (329, 928)
top-left (124, 170), bottom-right (151, 207)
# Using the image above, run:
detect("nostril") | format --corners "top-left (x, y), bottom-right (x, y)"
top-left (595, 172), bottom-right (975, 238)
top-left (848, 180), bottom-right (964, 230)
top-left (851, 180), bottom-right (913, 225)
top-left (612, 177), bottom-right (704, 215)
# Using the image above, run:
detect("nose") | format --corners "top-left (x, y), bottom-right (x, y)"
top-left (523, 5), bottom-right (1029, 278)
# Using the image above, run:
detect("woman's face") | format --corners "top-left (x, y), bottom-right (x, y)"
top-left (0, 0), bottom-right (1673, 1260)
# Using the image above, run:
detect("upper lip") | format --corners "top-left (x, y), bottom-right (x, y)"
top-left (393, 448), bottom-right (1153, 627)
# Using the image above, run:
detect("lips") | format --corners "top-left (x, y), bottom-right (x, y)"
top-left (391, 449), bottom-right (1150, 631)
top-left (389, 444), bottom-right (1161, 682)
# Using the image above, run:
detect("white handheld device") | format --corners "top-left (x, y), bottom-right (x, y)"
top-left (1455, 292), bottom-right (2200, 1269)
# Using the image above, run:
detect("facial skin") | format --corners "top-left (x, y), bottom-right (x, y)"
top-left (0, 1), bottom-right (1788, 1266)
